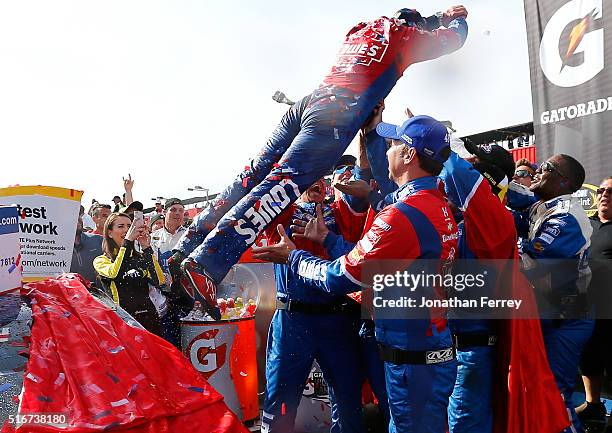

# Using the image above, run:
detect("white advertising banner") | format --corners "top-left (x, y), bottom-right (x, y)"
top-left (0, 186), bottom-right (83, 281)
top-left (0, 205), bottom-right (21, 294)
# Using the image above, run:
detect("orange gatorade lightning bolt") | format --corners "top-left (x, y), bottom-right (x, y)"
top-left (561, 8), bottom-right (597, 72)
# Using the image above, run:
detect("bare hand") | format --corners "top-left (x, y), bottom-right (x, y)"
top-left (252, 225), bottom-right (296, 264)
top-left (291, 203), bottom-right (329, 244)
top-left (443, 5), bottom-right (468, 26)
top-left (126, 218), bottom-right (145, 241)
top-left (123, 174), bottom-right (134, 192)
top-left (334, 179), bottom-right (373, 199)
top-left (361, 100), bottom-right (385, 134)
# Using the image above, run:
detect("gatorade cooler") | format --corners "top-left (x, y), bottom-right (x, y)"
top-left (181, 316), bottom-right (258, 421)
top-left (181, 263), bottom-right (261, 422)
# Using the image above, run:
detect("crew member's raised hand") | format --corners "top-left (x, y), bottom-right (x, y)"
top-left (252, 225), bottom-right (296, 264)
top-left (291, 203), bottom-right (329, 244)
top-left (361, 100), bottom-right (385, 134)
top-left (334, 179), bottom-right (373, 199)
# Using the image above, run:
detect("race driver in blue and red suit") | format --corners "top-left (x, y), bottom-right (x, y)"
top-left (253, 115), bottom-right (459, 433)
top-left (168, 6), bottom-right (469, 322)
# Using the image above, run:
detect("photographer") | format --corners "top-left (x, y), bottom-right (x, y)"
top-left (94, 212), bottom-right (165, 336)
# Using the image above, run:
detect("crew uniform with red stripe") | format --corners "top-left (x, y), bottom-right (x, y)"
top-left (440, 151), bottom-right (517, 433)
top-left (260, 194), bottom-right (369, 433)
top-left (285, 176), bottom-right (459, 433)
top-left (173, 9), bottom-right (468, 315)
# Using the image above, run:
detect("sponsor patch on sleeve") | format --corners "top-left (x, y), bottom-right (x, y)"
top-left (539, 233), bottom-right (555, 244)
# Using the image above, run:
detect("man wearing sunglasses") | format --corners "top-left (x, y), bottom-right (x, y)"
top-left (507, 154), bottom-right (594, 433)
top-left (576, 177), bottom-right (612, 431)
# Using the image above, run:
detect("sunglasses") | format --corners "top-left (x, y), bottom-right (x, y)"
top-left (538, 161), bottom-right (570, 180)
top-left (334, 165), bottom-right (355, 175)
top-left (514, 169), bottom-right (533, 179)
top-left (597, 187), bottom-right (612, 195)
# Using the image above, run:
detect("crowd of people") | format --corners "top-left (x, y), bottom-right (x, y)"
top-left (71, 182), bottom-right (193, 347)
top-left (62, 4), bottom-right (612, 433)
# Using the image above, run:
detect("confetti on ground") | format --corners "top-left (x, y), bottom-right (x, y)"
top-left (25, 373), bottom-right (40, 383)
top-left (111, 398), bottom-right (129, 407)
top-left (93, 410), bottom-right (111, 420)
top-left (0, 383), bottom-right (12, 393)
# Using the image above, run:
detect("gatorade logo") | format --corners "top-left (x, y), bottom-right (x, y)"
top-left (187, 329), bottom-right (227, 380)
top-left (539, 0), bottom-right (603, 87)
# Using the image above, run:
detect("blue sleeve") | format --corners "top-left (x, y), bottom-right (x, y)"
top-left (341, 190), bottom-right (369, 214)
top-left (287, 249), bottom-right (362, 296)
top-left (423, 14), bottom-right (441, 31)
top-left (323, 232), bottom-right (356, 260)
top-left (524, 213), bottom-right (588, 260)
top-left (355, 166), bottom-right (372, 183)
top-left (447, 18), bottom-right (468, 46)
top-left (512, 209), bottom-right (530, 240)
top-left (440, 151), bottom-right (482, 211)
top-left (507, 182), bottom-right (538, 211)
top-left (365, 130), bottom-right (397, 196)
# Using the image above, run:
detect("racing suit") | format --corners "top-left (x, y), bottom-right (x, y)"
top-left (261, 196), bottom-right (368, 433)
top-left (440, 152), bottom-right (516, 433)
top-left (362, 136), bottom-right (570, 432)
top-left (283, 177), bottom-right (459, 433)
top-left (175, 15), bottom-right (468, 284)
top-left (509, 188), bottom-right (595, 433)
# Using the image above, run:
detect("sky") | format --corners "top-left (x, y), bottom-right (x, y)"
top-left (1, 1), bottom-right (533, 208)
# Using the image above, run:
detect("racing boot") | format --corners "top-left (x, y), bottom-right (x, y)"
top-left (166, 251), bottom-right (194, 309)
top-left (180, 258), bottom-right (221, 321)
top-left (576, 401), bottom-right (606, 433)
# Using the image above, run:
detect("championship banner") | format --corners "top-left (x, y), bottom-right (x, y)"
top-left (0, 186), bottom-right (83, 281)
top-left (523, 0), bottom-right (612, 187)
top-left (0, 206), bottom-right (21, 294)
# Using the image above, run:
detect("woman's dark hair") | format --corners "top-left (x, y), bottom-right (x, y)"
top-left (102, 212), bottom-right (132, 260)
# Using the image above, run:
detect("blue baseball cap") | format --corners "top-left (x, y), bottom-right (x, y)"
top-left (376, 115), bottom-right (451, 163)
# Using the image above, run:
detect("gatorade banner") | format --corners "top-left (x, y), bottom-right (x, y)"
top-left (0, 206), bottom-right (21, 294)
top-left (0, 186), bottom-right (83, 280)
top-left (523, 0), bottom-right (612, 185)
